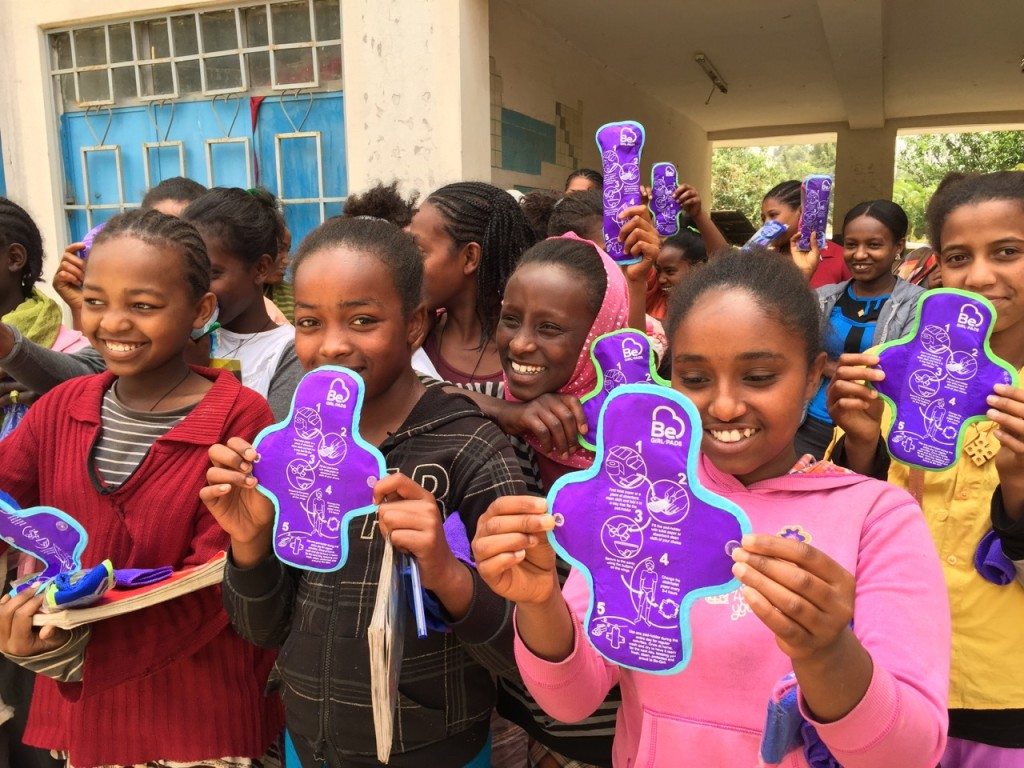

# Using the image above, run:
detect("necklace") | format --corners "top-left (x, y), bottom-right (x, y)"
top-left (218, 317), bottom-right (277, 359)
top-left (116, 369), bottom-right (193, 412)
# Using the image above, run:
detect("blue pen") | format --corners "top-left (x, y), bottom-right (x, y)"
top-left (404, 553), bottom-right (428, 639)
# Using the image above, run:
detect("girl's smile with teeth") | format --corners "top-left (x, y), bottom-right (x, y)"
top-left (708, 427), bottom-right (757, 444)
top-left (103, 340), bottom-right (145, 353)
top-left (510, 360), bottom-right (546, 375)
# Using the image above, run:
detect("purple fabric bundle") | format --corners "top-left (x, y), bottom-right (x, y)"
top-left (797, 175), bottom-right (832, 251)
top-left (596, 121), bottom-right (646, 265)
top-left (974, 529), bottom-right (1015, 586)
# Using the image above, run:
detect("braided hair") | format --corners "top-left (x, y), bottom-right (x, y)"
top-left (0, 197), bottom-right (44, 299)
top-left (182, 186), bottom-right (283, 266)
top-left (565, 168), bottom-right (604, 191)
top-left (91, 209), bottom-right (211, 300)
top-left (762, 180), bottom-right (802, 210)
top-left (424, 181), bottom-right (535, 339)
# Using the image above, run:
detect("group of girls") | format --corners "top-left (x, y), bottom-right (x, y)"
top-left (0, 164), bottom-right (1017, 768)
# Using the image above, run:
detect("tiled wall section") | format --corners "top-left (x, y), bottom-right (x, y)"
top-left (490, 56), bottom-right (581, 178)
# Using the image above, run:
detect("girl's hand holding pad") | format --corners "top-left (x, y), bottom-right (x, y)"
top-left (0, 588), bottom-right (70, 657)
top-left (732, 534), bottom-right (855, 663)
top-left (826, 353), bottom-right (885, 449)
top-left (202, 438), bottom-right (275, 566)
top-left (472, 496), bottom-right (557, 606)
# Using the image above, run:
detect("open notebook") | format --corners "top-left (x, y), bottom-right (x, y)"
top-left (369, 538), bottom-right (406, 764)
top-left (32, 552), bottom-right (227, 630)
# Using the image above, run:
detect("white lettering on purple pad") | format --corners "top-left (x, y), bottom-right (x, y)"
top-left (579, 330), bottom-right (668, 452)
top-left (548, 384), bottom-right (751, 674)
top-left (798, 175), bottom-right (832, 252)
top-left (596, 121), bottom-right (645, 266)
top-left (650, 162), bottom-right (682, 237)
top-left (253, 367), bottom-right (386, 571)
top-left (0, 491), bottom-right (87, 589)
top-left (873, 290), bottom-right (1018, 471)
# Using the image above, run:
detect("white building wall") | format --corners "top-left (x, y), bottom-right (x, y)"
top-left (488, 0), bottom-right (710, 194)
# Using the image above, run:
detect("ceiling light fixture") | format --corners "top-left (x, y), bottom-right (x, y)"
top-left (695, 52), bottom-right (728, 104)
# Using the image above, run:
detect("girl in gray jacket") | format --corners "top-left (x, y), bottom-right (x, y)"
top-left (795, 200), bottom-right (925, 458)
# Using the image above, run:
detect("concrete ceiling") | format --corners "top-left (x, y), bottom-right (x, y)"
top-left (510, 0), bottom-right (1024, 134)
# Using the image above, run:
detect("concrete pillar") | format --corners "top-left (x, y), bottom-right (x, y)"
top-left (832, 124), bottom-right (898, 232)
top-left (341, 0), bottom-right (491, 197)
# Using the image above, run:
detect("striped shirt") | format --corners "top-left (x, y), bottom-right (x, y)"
top-left (93, 387), bottom-right (195, 489)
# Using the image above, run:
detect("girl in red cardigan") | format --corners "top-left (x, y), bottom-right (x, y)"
top-left (0, 209), bottom-right (283, 767)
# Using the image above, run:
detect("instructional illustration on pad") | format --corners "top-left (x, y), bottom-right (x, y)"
top-left (873, 289), bottom-right (1018, 471)
top-left (650, 162), bottom-right (682, 237)
top-left (596, 121), bottom-right (645, 265)
top-left (253, 367), bottom-right (386, 571)
top-left (579, 330), bottom-right (668, 452)
top-left (548, 384), bottom-right (750, 674)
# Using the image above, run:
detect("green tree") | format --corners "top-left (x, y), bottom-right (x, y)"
top-left (710, 143), bottom-right (836, 223)
top-left (893, 129), bottom-right (1024, 242)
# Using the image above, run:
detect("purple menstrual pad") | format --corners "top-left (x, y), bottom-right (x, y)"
top-left (873, 289), bottom-right (1018, 471)
top-left (596, 121), bottom-right (645, 265)
top-left (579, 330), bottom-right (668, 452)
top-left (0, 490), bottom-right (87, 593)
top-left (253, 366), bottom-right (386, 571)
top-left (650, 162), bottom-right (682, 237)
top-left (80, 222), bottom-right (106, 261)
top-left (548, 384), bottom-right (750, 674)
top-left (744, 219), bottom-right (787, 249)
top-left (798, 175), bottom-right (832, 251)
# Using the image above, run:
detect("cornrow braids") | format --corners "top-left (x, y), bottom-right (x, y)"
top-left (182, 186), bottom-right (283, 267)
top-left (0, 197), bottom-right (44, 299)
top-left (565, 168), bottom-right (604, 190)
top-left (91, 209), bottom-right (211, 300)
top-left (425, 181), bottom-right (535, 339)
top-left (547, 189), bottom-right (603, 239)
top-left (762, 180), bottom-right (802, 210)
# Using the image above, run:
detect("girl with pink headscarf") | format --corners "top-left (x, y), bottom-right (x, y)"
top-left (496, 232), bottom-right (630, 489)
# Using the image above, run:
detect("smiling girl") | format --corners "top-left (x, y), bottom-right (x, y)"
top-left (795, 200), bottom-right (923, 459)
top-left (828, 171), bottom-right (1024, 767)
top-left (0, 209), bottom-right (283, 767)
top-left (473, 247), bottom-right (950, 768)
top-left (761, 181), bottom-right (851, 288)
top-left (205, 216), bottom-right (528, 767)
top-left (496, 234), bottom-right (630, 488)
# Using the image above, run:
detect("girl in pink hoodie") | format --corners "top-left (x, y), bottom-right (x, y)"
top-left (472, 246), bottom-right (951, 768)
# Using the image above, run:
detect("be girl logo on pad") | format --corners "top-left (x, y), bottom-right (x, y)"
top-left (596, 120), bottom-right (645, 265)
top-left (252, 367), bottom-right (386, 571)
top-left (578, 330), bottom-right (668, 452)
top-left (872, 289), bottom-right (1018, 471)
top-left (548, 384), bottom-right (750, 674)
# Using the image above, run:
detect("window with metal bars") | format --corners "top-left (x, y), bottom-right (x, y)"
top-left (49, 1), bottom-right (342, 109)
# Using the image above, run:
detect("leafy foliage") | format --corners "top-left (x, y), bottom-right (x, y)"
top-left (893, 130), bottom-right (1024, 241)
top-left (711, 143), bottom-right (836, 223)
